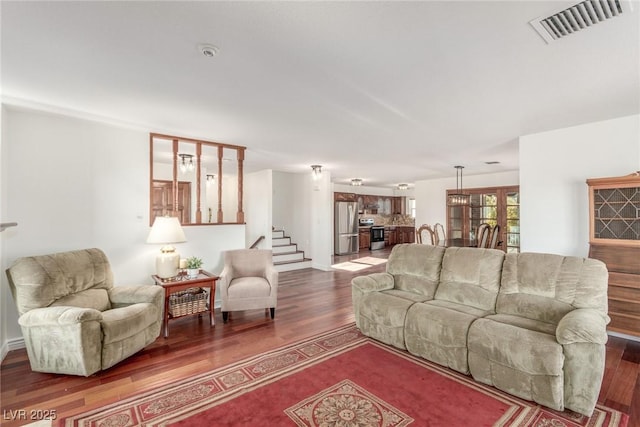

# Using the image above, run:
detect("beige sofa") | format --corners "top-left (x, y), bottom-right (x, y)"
top-left (352, 244), bottom-right (609, 416)
top-left (6, 248), bottom-right (164, 376)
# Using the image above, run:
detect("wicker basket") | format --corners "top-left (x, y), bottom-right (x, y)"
top-left (169, 287), bottom-right (208, 317)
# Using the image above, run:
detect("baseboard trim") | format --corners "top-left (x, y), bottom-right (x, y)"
top-left (1, 337), bottom-right (25, 363)
top-left (608, 330), bottom-right (640, 343)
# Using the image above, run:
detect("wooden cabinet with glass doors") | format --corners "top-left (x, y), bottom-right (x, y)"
top-left (586, 171), bottom-right (640, 338)
top-left (446, 185), bottom-right (520, 252)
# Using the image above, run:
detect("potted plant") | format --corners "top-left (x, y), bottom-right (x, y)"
top-left (185, 256), bottom-right (203, 278)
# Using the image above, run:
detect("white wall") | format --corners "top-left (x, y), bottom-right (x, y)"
top-left (0, 106), bottom-right (245, 351)
top-left (272, 171), bottom-right (297, 237)
top-left (245, 169), bottom-right (272, 249)
top-left (520, 114), bottom-right (640, 256)
top-left (0, 106), bottom-right (6, 360)
top-left (413, 171), bottom-right (520, 229)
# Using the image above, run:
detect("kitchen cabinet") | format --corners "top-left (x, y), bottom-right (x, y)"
top-left (396, 226), bottom-right (415, 244)
top-left (335, 192), bottom-right (356, 202)
top-left (392, 197), bottom-right (406, 215)
top-left (586, 171), bottom-right (640, 338)
top-left (385, 227), bottom-right (397, 246)
top-left (359, 229), bottom-right (371, 250)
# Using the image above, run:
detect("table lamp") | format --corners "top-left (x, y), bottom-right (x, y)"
top-left (147, 216), bottom-right (187, 279)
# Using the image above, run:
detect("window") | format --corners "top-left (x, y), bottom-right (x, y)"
top-left (409, 198), bottom-right (416, 218)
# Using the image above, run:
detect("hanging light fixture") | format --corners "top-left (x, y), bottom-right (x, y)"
top-left (178, 154), bottom-right (195, 173)
top-left (448, 165), bottom-right (470, 206)
top-left (311, 165), bottom-right (322, 180)
top-left (206, 174), bottom-right (215, 184)
top-left (351, 178), bottom-right (363, 186)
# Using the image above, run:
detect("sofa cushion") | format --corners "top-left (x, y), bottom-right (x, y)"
top-left (381, 289), bottom-right (433, 303)
top-left (435, 247), bottom-right (504, 311)
top-left (468, 317), bottom-right (565, 410)
top-left (50, 288), bottom-right (111, 312)
top-left (386, 244), bottom-right (445, 298)
top-left (405, 301), bottom-right (482, 374)
top-left (358, 292), bottom-right (416, 350)
top-left (481, 313), bottom-right (557, 336)
top-left (496, 253), bottom-right (608, 325)
top-left (469, 318), bottom-right (563, 376)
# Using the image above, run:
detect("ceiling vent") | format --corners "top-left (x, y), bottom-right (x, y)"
top-left (530, 0), bottom-right (633, 43)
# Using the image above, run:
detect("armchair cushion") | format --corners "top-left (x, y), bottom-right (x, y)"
top-left (50, 288), bottom-right (111, 312)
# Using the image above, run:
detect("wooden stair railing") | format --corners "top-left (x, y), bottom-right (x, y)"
top-left (250, 235), bottom-right (265, 249)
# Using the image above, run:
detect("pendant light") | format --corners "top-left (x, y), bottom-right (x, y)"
top-left (448, 165), bottom-right (470, 206)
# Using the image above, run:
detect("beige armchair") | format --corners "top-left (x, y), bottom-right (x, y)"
top-left (6, 248), bottom-right (163, 376)
top-left (219, 249), bottom-right (278, 323)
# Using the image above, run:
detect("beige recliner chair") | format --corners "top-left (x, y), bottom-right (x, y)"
top-left (6, 248), bottom-right (163, 376)
top-left (219, 249), bottom-right (278, 323)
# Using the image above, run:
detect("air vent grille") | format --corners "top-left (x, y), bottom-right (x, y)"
top-left (530, 0), bottom-right (631, 43)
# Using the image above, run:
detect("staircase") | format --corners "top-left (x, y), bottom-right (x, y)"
top-left (272, 229), bottom-right (312, 272)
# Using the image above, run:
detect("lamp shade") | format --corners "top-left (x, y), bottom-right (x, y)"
top-left (147, 216), bottom-right (186, 244)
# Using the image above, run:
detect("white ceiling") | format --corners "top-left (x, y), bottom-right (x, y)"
top-left (2, 1), bottom-right (639, 188)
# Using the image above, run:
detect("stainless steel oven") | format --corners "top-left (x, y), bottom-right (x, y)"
top-left (370, 226), bottom-right (385, 250)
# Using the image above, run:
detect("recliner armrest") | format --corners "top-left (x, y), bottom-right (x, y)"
top-left (18, 306), bottom-right (102, 327)
top-left (556, 308), bottom-right (610, 345)
top-left (351, 272), bottom-right (395, 293)
top-left (109, 285), bottom-right (163, 308)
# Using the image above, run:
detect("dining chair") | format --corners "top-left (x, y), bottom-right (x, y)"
top-left (476, 223), bottom-right (491, 248)
top-left (416, 224), bottom-right (436, 245)
top-left (488, 224), bottom-right (501, 249)
top-left (433, 223), bottom-right (446, 246)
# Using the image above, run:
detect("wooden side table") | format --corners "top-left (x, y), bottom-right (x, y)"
top-left (152, 270), bottom-right (218, 338)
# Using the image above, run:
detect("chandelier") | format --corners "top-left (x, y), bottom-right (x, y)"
top-left (178, 154), bottom-right (195, 173)
top-left (447, 165), bottom-right (470, 206)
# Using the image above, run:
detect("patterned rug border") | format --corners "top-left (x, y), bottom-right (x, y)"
top-left (61, 323), bottom-right (628, 427)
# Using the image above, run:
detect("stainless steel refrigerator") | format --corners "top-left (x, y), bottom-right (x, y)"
top-left (334, 201), bottom-right (359, 255)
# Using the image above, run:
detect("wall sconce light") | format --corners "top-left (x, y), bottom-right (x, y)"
top-left (397, 183), bottom-right (409, 190)
top-left (447, 165), bottom-right (470, 206)
top-left (179, 154), bottom-right (195, 173)
top-left (311, 165), bottom-right (322, 180)
top-left (351, 178), bottom-right (363, 186)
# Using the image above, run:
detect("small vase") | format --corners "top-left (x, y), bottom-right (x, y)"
top-left (186, 268), bottom-right (199, 279)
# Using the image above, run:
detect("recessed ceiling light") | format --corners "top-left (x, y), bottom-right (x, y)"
top-left (199, 44), bottom-right (219, 58)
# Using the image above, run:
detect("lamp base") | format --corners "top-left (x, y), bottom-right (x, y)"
top-left (156, 251), bottom-right (180, 279)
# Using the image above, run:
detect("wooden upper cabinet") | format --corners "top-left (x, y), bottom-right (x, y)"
top-left (587, 171), bottom-right (640, 247)
top-left (334, 192), bottom-right (357, 202)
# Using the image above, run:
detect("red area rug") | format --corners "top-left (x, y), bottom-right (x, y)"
top-left (62, 324), bottom-right (628, 426)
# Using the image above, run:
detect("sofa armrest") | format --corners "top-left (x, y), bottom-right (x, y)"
top-left (351, 272), bottom-right (395, 293)
top-left (556, 308), bottom-right (610, 345)
top-left (18, 306), bottom-right (103, 327)
top-left (108, 285), bottom-right (163, 308)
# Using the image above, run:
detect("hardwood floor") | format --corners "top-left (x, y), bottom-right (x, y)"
top-left (1, 247), bottom-right (639, 427)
